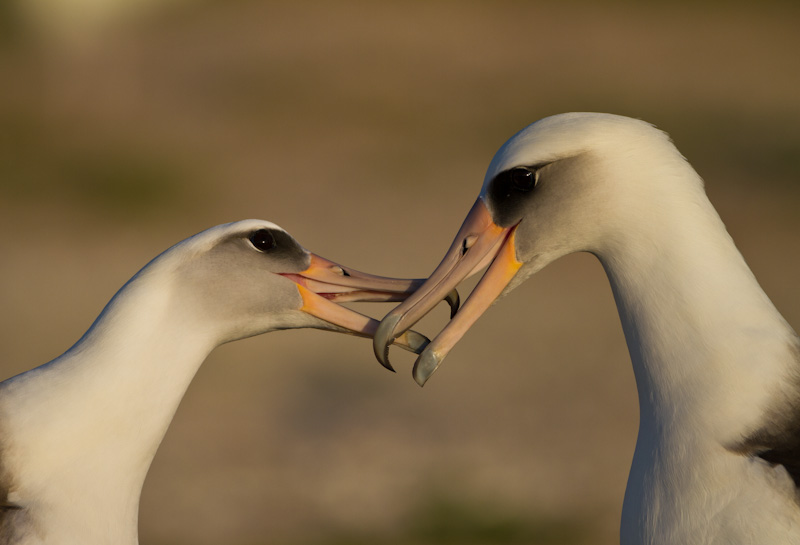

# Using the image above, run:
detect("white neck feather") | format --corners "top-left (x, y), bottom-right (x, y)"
top-left (0, 268), bottom-right (216, 545)
top-left (598, 177), bottom-right (795, 439)
top-left (594, 160), bottom-right (800, 543)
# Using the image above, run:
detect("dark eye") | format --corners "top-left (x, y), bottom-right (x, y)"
top-left (249, 229), bottom-right (276, 252)
top-left (510, 168), bottom-right (537, 192)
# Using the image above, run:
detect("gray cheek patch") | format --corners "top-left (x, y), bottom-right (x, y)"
top-left (257, 229), bottom-right (311, 273)
top-left (218, 229), bottom-right (311, 274)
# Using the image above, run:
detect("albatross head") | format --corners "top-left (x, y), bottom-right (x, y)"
top-left (143, 219), bottom-right (432, 354)
top-left (373, 112), bottom-right (706, 384)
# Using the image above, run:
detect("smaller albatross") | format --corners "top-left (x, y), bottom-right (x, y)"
top-left (374, 113), bottom-right (800, 544)
top-left (0, 219), bottom-right (454, 545)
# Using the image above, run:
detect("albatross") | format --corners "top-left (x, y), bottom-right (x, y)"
top-left (0, 219), bottom-right (452, 545)
top-left (374, 113), bottom-right (800, 544)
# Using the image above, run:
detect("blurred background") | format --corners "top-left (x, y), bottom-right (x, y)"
top-left (1, 1), bottom-right (799, 544)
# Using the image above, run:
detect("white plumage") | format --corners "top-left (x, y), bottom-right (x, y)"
top-left (0, 219), bottom-right (429, 545)
top-left (376, 113), bottom-right (800, 544)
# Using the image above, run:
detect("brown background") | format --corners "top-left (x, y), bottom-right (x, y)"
top-left (1, 1), bottom-right (799, 544)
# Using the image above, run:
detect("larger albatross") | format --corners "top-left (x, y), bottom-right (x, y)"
top-left (0, 219), bottom-right (447, 545)
top-left (375, 113), bottom-right (800, 544)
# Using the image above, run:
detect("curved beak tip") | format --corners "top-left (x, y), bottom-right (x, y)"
top-left (412, 350), bottom-right (441, 387)
top-left (376, 350), bottom-right (396, 373)
top-left (446, 289), bottom-right (461, 319)
top-left (405, 330), bottom-right (431, 355)
top-left (373, 313), bottom-right (401, 370)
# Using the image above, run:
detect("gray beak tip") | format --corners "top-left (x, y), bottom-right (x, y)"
top-left (405, 330), bottom-right (431, 355)
top-left (377, 355), bottom-right (396, 373)
top-left (373, 314), bottom-right (401, 371)
top-left (412, 350), bottom-right (441, 387)
top-left (445, 289), bottom-right (461, 319)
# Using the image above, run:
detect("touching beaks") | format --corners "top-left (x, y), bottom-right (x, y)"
top-left (281, 254), bottom-right (460, 368)
top-left (374, 198), bottom-right (523, 385)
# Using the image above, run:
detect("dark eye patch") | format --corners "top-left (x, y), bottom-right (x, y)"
top-left (486, 165), bottom-right (544, 227)
top-left (241, 227), bottom-right (310, 271)
top-left (510, 168), bottom-right (536, 191)
top-left (249, 229), bottom-right (276, 252)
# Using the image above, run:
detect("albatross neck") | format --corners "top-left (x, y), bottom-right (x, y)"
top-left (596, 182), bottom-right (796, 440)
top-left (0, 267), bottom-right (217, 544)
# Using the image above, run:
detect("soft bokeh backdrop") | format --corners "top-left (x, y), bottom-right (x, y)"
top-left (1, 1), bottom-right (799, 544)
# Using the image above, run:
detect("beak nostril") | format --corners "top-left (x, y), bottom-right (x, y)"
top-left (462, 235), bottom-right (478, 256)
top-left (330, 265), bottom-right (350, 276)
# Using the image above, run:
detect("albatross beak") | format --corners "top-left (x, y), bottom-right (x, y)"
top-left (282, 254), bottom-right (460, 367)
top-left (373, 198), bottom-right (522, 385)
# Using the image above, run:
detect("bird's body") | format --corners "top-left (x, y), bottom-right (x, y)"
top-left (0, 238), bottom-right (221, 544)
top-left (376, 113), bottom-right (800, 544)
top-left (599, 170), bottom-right (800, 543)
top-left (0, 219), bottom-right (430, 545)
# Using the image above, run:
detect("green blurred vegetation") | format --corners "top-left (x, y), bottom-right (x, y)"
top-left (400, 494), bottom-right (585, 545)
top-left (306, 495), bottom-right (586, 545)
top-left (177, 493), bottom-right (588, 545)
top-left (0, 1), bottom-right (21, 45)
top-left (58, 151), bottom-right (184, 212)
top-left (0, 119), bottom-right (190, 218)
